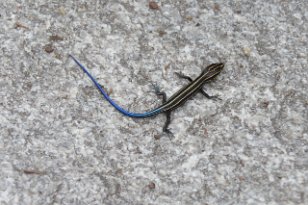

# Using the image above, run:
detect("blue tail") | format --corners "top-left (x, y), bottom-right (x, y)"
top-left (69, 55), bottom-right (161, 118)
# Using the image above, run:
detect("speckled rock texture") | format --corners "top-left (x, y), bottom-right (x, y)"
top-left (0, 0), bottom-right (307, 204)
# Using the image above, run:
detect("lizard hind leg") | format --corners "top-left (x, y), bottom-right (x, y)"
top-left (162, 111), bottom-right (172, 134)
top-left (152, 83), bottom-right (167, 102)
top-left (152, 83), bottom-right (172, 134)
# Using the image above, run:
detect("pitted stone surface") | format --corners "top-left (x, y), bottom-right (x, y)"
top-left (0, 1), bottom-right (307, 204)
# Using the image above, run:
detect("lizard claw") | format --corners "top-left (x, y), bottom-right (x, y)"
top-left (151, 82), bottom-right (160, 93)
top-left (209, 95), bottom-right (222, 101)
top-left (163, 127), bottom-right (173, 135)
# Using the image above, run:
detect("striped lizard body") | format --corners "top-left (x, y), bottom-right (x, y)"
top-left (70, 55), bottom-right (224, 133)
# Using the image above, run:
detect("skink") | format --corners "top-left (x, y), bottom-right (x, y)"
top-left (70, 55), bottom-right (224, 133)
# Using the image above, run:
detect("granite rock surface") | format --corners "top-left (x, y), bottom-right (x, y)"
top-left (0, 0), bottom-right (307, 204)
